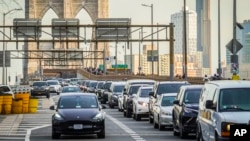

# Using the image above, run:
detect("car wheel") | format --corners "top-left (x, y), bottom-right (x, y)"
top-left (97, 129), bottom-right (105, 138)
top-left (158, 117), bottom-right (164, 131)
top-left (135, 114), bottom-right (141, 121)
top-left (52, 129), bottom-right (60, 139)
top-left (172, 118), bottom-right (179, 136)
top-left (149, 114), bottom-right (153, 124)
top-left (196, 125), bottom-right (204, 141)
top-left (123, 111), bottom-right (126, 117)
top-left (153, 119), bottom-right (158, 129)
top-left (180, 123), bottom-right (188, 139)
top-left (46, 93), bottom-right (50, 99)
top-left (133, 113), bottom-right (136, 120)
top-left (126, 109), bottom-right (132, 118)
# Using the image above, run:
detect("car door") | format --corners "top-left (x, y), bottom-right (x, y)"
top-left (153, 95), bottom-right (162, 123)
top-left (173, 88), bottom-right (184, 125)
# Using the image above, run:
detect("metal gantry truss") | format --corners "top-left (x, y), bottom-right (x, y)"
top-left (0, 23), bottom-right (173, 68)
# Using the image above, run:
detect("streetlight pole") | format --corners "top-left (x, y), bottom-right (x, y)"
top-left (142, 3), bottom-right (153, 76)
top-left (2, 8), bottom-right (22, 85)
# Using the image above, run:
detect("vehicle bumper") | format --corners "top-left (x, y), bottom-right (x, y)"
top-left (181, 115), bottom-right (197, 133)
top-left (136, 104), bottom-right (149, 116)
top-left (160, 115), bottom-right (173, 127)
top-left (52, 120), bottom-right (104, 135)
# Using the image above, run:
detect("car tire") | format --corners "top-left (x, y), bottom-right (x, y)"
top-left (179, 123), bottom-right (188, 139)
top-left (135, 114), bottom-right (141, 121)
top-left (196, 125), bottom-right (204, 141)
top-left (149, 114), bottom-right (153, 124)
top-left (52, 129), bottom-right (60, 139)
top-left (97, 129), bottom-right (105, 138)
top-left (123, 111), bottom-right (126, 117)
top-left (46, 93), bottom-right (50, 99)
top-left (153, 119), bottom-right (158, 129)
top-left (158, 117), bottom-right (164, 131)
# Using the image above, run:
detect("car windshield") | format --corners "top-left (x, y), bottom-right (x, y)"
top-left (140, 88), bottom-right (153, 97)
top-left (97, 82), bottom-right (104, 89)
top-left (161, 96), bottom-right (176, 106)
top-left (62, 87), bottom-right (81, 93)
top-left (184, 89), bottom-right (202, 104)
top-left (89, 82), bottom-right (98, 87)
top-left (33, 82), bottom-right (47, 86)
top-left (156, 83), bottom-right (186, 95)
top-left (219, 88), bottom-right (250, 111)
top-left (58, 95), bottom-right (98, 109)
top-left (0, 86), bottom-right (11, 93)
top-left (47, 81), bottom-right (59, 85)
top-left (103, 82), bottom-right (112, 89)
top-left (128, 85), bottom-right (141, 95)
top-left (113, 85), bottom-right (125, 93)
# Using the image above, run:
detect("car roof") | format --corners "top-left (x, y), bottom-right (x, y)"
top-left (157, 81), bottom-right (189, 84)
top-left (206, 80), bottom-right (250, 89)
top-left (161, 93), bottom-right (178, 97)
top-left (180, 85), bottom-right (203, 90)
top-left (139, 86), bottom-right (153, 89)
top-left (59, 92), bottom-right (96, 97)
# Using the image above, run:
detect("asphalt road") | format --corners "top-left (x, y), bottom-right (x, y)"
top-left (0, 94), bottom-right (196, 141)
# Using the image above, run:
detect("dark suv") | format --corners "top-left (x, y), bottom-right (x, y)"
top-left (148, 81), bottom-right (190, 123)
top-left (30, 81), bottom-right (50, 98)
top-left (172, 85), bottom-right (202, 138)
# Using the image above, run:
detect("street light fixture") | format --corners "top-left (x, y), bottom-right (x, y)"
top-left (2, 8), bottom-right (22, 85)
top-left (141, 3), bottom-right (154, 75)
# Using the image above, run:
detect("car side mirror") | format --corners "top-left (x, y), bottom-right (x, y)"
top-left (205, 100), bottom-right (215, 110)
top-left (149, 91), bottom-right (154, 97)
top-left (50, 105), bottom-right (55, 110)
top-left (173, 100), bottom-right (179, 105)
top-left (132, 94), bottom-right (137, 98)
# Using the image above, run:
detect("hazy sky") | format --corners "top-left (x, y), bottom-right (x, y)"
top-left (1, 0), bottom-right (250, 84)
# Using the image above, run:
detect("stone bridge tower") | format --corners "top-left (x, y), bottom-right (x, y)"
top-left (24, 0), bottom-right (109, 80)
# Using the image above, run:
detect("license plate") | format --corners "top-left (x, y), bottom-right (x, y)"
top-left (73, 124), bottom-right (83, 129)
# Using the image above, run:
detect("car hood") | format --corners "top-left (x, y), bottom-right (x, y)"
top-left (161, 106), bottom-right (173, 113)
top-left (138, 97), bottom-right (149, 103)
top-left (221, 112), bottom-right (250, 124)
top-left (184, 103), bottom-right (199, 111)
top-left (58, 108), bottom-right (100, 120)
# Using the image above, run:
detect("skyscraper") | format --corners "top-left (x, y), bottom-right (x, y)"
top-left (196, 0), bottom-right (211, 73)
top-left (239, 20), bottom-right (250, 63)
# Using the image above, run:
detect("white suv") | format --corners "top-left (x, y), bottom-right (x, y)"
top-left (47, 80), bottom-right (61, 95)
top-left (197, 80), bottom-right (250, 141)
top-left (132, 86), bottom-right (153, 121)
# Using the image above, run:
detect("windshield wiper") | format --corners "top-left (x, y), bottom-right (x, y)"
top-left (223, 105), bottom-right (247, 111)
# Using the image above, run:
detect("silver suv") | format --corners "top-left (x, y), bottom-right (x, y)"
top-left (197, 80), bottom-right (250, 141)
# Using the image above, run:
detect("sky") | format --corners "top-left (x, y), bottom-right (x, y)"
top-left (1, 0), bottom-right (250, 84)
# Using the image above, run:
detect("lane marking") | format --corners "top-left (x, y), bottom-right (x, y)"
top-left (106, 114), bottom-right (146, 141)
top-left (25, 124), bottom-right (51, 141)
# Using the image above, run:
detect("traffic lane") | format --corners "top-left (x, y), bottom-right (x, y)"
top-left (29, 111), bottom-right (135, 141)
top-left (105, 107), bottom-right (196, 141)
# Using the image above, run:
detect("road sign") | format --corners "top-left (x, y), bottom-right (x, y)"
top-left (226, 39), bottom-right (243, 54)
top-left (13, 18), bottom-right (41, 38)
top-left (147, 50), bottom-right (158, 61)
top-left (52, 18), bottom-right (79, 38)
top-left (96, 18), bottom-right (131, 41)
top-left (0, 51), bottom-right (11, 67)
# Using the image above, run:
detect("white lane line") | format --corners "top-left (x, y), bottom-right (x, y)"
top-left (105, 114), bottom-right (146, 141)
top-left (25, 124), bottom-right (51, 141)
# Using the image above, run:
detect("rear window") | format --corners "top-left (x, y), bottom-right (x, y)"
top-left (33, 82), bottom-right (47, 86)
top-left (184, 89), bottom-right (202, 104)
top-left (140, 88), bottom-right (153, 97)
top-left (156, 83), bottom-right (187, 95)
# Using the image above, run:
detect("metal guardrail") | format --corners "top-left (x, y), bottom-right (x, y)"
top-left (77, 69), bottom-right (205, 84)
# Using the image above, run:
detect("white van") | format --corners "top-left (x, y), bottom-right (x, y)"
top-left (196, 80), bottom-right (250, 141)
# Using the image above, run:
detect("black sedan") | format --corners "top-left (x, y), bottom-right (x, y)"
top-left (50, 93), bottom-right (105, 139)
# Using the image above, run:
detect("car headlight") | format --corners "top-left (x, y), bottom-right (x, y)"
top-left (93, 112), bottom-right (105, 121)
top-left (221, 122), bottom-right (232, 137)
top-left (138, 101), bottom-right (147, 107)
top-left (54, 113), bottom-right (64, 120)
